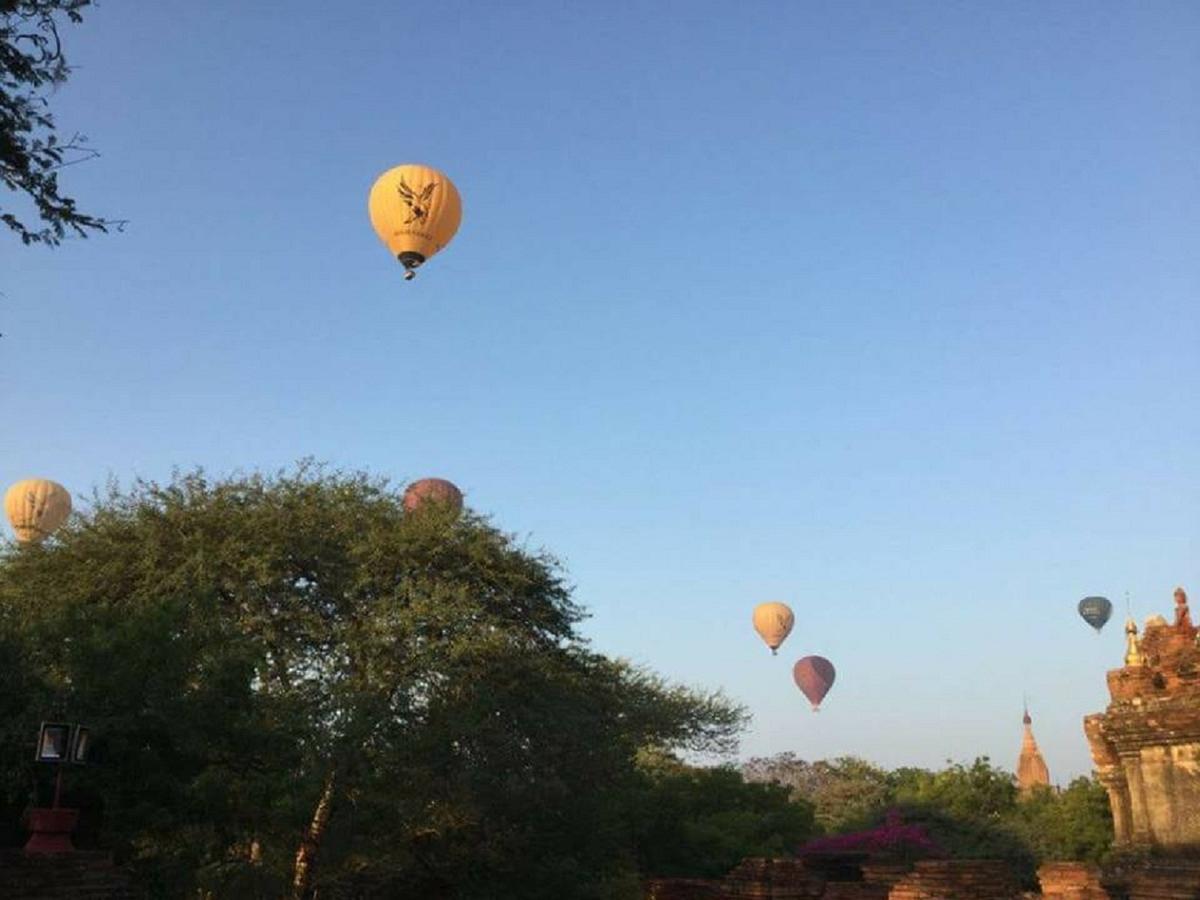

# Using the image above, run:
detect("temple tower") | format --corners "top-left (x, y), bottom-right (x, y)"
top-left (1084, 587), bottom-right (1200, 850)
top-left (1017, 706), bottom-right (1050, 794)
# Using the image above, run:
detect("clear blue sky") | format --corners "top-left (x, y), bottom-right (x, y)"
top-left (3, 1), bottom-right (1197, 781)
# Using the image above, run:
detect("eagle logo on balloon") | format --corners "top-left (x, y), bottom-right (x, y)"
top-left (397, 178), bottom-right (437, 224)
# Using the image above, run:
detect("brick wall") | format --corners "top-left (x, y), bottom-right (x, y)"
top-left (1037, 862), bottom-right (1108, 900)
top-left (887, 860), bottom-right (1019, 900)
top-left (0, 850), bottom-right (136, 899)
top-left (722, 857), bottom-right (823, 898)
top-left (645, 857), bottom-right (993, 900)
top-left (644, 877), bottom-right (725, 900)
top-left (1125, 859), bottom-right (1200, 900)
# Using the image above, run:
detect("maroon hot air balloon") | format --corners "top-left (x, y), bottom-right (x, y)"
top-left (403, 478), bottom-right (464, 515)
top-left (793, 656), bottom-right (836, 712)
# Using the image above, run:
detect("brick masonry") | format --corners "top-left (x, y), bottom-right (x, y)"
top-left (886, 860), bottom-right (1020, 900)
top-left (0, 850), bottom-right (136, 899)
top-left (1084, 613), bottom-right (1200, 851)
top-left (1037, 862), bottom-right (1108, 900)
top-left (647, 857), bottom-right (1028, 900)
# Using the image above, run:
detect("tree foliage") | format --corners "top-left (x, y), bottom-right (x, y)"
top-left (0, 465), bottom-right (746, 898)
top-left (889, 757), bottom-right (1018, 822)
top-left (1009, 778), bottom-right (1114, 865)
top-left (742, 753), bottom-right (891, 833)
top-left (1, 0), bottom-right (118, 245)
top-left (744, 753), bottom-right (1114, 880)
top-left (632, 751), bottom-right (816, 879)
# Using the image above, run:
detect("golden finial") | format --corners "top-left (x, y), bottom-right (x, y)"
top-left (1124, 617), bottom-right (1144, 667)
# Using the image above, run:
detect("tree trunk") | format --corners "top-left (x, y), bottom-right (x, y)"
top-left (290, 770), bottom-right (336, 900)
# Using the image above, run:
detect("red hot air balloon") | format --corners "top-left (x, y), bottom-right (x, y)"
top-left (403, 478), bottom-right (464, 515)
top-left (793, 656), bottom-right (836, 711)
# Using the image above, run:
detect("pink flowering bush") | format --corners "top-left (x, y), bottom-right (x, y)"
top-left (798, 809), bottom-right (944, 862)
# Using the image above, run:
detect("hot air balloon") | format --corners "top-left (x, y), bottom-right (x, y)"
top-left (752, 602), bottom-right (794, 655)
top-left (5, 479), bottom-right (71, 544)
top-left (793, 656), bottom-right (835, 711)
top-left (403, 478), bottom-right (463, 516)
top-left (368, 164), bottom-right (462, 281)
top-left (1078, 596), bottom-right (1112, 633)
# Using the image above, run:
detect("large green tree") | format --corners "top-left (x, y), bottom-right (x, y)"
top-left (2, 0), bottom-right (118, 245)
top-left (0, 465), bottom-right (744, 899)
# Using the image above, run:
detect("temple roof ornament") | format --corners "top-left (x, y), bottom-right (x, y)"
top-left (1124, 617), bottom-right (1144, 668)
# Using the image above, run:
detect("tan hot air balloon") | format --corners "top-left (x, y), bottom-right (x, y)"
top-left (368, 163), bottom-right (462, 281)
top-left (5, 478), bottom-right (72, 544)
top-left (752, 602), bottom-right (794, 656)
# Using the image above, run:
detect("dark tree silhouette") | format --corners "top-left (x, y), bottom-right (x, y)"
top-left (1, 0), bottom-right (121, 245)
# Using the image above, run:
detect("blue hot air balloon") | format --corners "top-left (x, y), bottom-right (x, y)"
top-left (1078, 596), bottom-right (1112, 632)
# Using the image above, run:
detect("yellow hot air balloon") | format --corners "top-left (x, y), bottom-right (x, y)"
top-left (752, 602), bottom-right (794, 656)
top-left (368, 163), bottom-right (462, 280)
top-left (5, 478), bottom-right (72, 544)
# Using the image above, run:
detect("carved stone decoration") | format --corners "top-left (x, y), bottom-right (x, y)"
top-left (1174, 587), bottom-right (1193, 630)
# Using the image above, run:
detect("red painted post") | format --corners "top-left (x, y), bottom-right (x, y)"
top-left (25, 763), bottom-right (77, 854)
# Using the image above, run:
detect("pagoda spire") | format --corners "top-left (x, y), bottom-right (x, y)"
top-left (1124, 617), bottom-right (1144, 667)
top-left (1017, 704), bottom-right (1050, 795)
